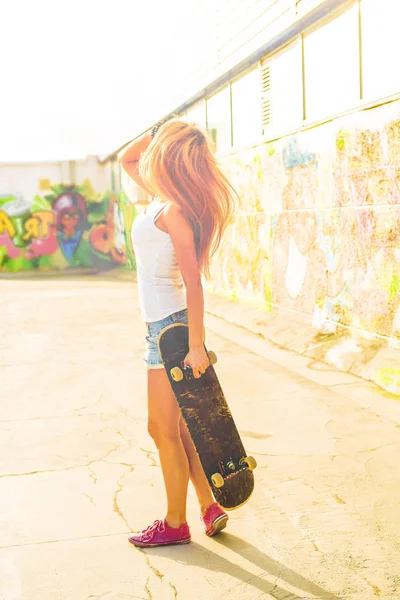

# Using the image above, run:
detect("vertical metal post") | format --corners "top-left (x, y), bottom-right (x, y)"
top-left (229, 81), bottom-right (234, 147)
top-left (301, 33), bottom-right (307, 121)
top-left (111, 162), bottom-right (116, 193)
top-left (69, 160), bottom-right (76, 184)
top-left (358, 0), bottom-right (363, 100)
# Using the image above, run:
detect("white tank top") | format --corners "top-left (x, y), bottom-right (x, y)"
top-left (131, 199), bottom-right (187, 322)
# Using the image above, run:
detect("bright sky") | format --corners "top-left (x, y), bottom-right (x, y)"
top-left (0, 0), bottom-right (206, 162)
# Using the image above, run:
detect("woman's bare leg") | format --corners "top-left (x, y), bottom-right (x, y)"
top-left (147, 369), bottom-right (190, 527)
top-left (179, 417), bottom-right (215, 513)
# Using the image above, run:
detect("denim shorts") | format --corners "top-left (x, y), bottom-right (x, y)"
top-left (144, 308), bottom-right (188, 369)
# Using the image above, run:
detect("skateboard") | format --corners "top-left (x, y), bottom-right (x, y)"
top-left (158, 323), bottom-right (256, 510)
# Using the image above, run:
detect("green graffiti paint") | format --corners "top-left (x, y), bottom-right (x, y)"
top-left (389, 276), bottom-right (400, 300)
top-left (336, 129), bottom-right (349, 151)
top-left (374, 368), bottom-right (400, 397)
top-left (0, 180), bottom-right (138, 274)
top-left (266, 143), bottom-right (275, 157)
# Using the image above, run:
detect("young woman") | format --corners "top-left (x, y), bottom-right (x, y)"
top-left (118, 118), bottom-right (237, 547)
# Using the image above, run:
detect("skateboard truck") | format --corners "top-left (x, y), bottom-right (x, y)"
top-left (211, 456), bottom-right (257, 488)
top-left (170, 351), bottom-right (218, 382)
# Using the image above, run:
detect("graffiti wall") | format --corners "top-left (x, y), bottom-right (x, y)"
top-left (211, 99), bottom-right (400, 394)
top-left (0, 179), bottom-right (137, 273)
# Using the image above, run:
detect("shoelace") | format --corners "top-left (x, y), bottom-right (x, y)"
top-left (201, 505), bottom-right (216, 523)
top-left (140, 519), bottom-right (165, 542)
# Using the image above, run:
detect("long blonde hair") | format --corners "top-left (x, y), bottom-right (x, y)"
top-left (139, 119), bottom-right (237, 277)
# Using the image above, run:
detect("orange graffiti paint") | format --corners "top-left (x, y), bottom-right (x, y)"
top-left (22, 217), bottom-right (40, 241)
top-left (0, 211), bottom-right (16, 238)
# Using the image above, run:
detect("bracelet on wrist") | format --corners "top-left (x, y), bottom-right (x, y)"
top-left (151, 116), bottom-right (171, 139)
top-left (151, 123), bottom-right (162, 139)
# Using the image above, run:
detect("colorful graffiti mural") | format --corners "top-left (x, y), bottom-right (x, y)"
top-left (210, 99), bottom-right (400, 382)
top-left (0, 180), bottom-right (136, 272)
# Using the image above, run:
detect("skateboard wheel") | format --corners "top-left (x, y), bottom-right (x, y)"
top-left (171, 367), bottom-right (183, 382)
top-left (211, 473), bottom-right (225, 488)
top-left (244, 456), bottom-right (257, 471)
top-left (207, 351), bottom-right (217, 366)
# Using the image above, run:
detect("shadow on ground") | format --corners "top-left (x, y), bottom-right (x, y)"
top-left (141, 532), bottom-right (342, 600)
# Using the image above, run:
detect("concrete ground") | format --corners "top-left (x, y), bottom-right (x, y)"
top-left (1, 275), bottom-right (400, 600)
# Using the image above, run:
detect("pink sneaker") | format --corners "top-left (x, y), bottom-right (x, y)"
top-left (201, 503), bottom-right (229, 536)
top-left (128, 519), bottom-right (191, 548)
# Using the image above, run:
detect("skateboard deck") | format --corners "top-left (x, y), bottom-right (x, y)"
top-left (158, 323), bottom-right (256, 510)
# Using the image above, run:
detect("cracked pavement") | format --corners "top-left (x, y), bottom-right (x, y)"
top-left (1, 275), bottom-right (400, 599)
